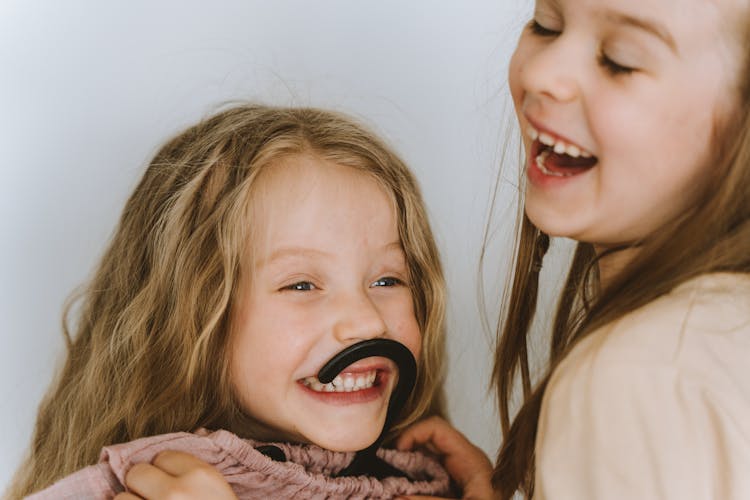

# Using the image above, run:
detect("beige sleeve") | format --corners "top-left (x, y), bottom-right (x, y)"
top-left (533, 356), bottom-right (749, 500)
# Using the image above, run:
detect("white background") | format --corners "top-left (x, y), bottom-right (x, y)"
top-left (0, 1), bottom-right (538, 491)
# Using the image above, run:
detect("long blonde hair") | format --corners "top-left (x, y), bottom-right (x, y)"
top-left (491, 28), bottom-right (750, 500)
top-left (8, 104), bottom-right (446, 498)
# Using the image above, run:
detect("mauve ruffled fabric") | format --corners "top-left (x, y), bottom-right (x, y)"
top-left (27, 428), bottom-right (452, 499)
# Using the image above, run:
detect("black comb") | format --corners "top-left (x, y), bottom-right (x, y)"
top-left (317, 338), bottom-right (417, 479)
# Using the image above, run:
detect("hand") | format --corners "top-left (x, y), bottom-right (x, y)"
top-left (112, 450), bottom-right (238, 500)
top-left (396, 416), bottom-right (496, 500)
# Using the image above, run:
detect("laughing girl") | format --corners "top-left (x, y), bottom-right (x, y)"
top-left (401, 0), bottom-right (750, 498)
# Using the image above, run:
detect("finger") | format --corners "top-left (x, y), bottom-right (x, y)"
top-left (396, 416), bottom-right (448, 450)
top-left (396, 416), bottom-right (495, 499)
top-left (151, 449), bottom-right (214, 477)
top-left (396, 416), bottom-right (440, 449)
top-left (124, 462), bottom-right (176, 498)
top-left (396, 416), bottom-right (492, 470)
top-left (397, 416), bottom-right (471, 454)
top-left (399, 435), bottom-right (441, 455)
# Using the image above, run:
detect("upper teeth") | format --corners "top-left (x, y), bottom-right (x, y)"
top-left (527, 125), bottom-right (592, 158)
top-left (301, 370), bottom-right (378, 393)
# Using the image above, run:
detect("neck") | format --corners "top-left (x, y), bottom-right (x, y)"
top-left (594, 245), bottom-right (639, 291)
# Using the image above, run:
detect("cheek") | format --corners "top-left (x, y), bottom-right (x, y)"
top-left (393, 300), bottom-right (422, 361)
top-left (229, 301), bottom-right (306, 382)
top-left (601, 76), bottom-right (722, 159)
top-left (508, 46), bottom-right (526, 107)
top-left (508, 33), bottom-right (542, 106)
top-left (591, 94), bottom-right (720, 236)
top-left (228, 325), bottom-right (263, 398)
top-left (605, 93), bottom-right (716, 182)
top-left (402, 323), bottom-right (422, 363)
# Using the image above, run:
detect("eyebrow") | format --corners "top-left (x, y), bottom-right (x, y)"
top-left (258, 241), bottom-right (405, 267)
top-left (601, 10), bottom-right (678, 54)
top-left (261, 247), bottom-right (331, 266)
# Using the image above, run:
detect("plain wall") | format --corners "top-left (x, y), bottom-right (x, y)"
top-left (0, 0), bottom-right (537, 491)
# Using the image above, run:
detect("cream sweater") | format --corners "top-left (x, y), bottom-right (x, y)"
top-left (535, 273), bottom-right (750, 499)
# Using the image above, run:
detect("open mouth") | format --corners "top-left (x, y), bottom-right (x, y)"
top-left (300, 369), bottom-right (381, 393)
top-left (527, 125), bottom-right (598, 177)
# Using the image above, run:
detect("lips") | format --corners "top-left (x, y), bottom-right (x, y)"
top-left (297, 358), bottom-right (393, 395)
top-left (297, 368), bottom-right (392, 406)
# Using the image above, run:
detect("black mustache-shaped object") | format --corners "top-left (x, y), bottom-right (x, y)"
top-left (317, 338), bottom-right (417, 479)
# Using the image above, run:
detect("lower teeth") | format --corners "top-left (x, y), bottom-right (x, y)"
top-left (535, 150), bottom-right (575, 177)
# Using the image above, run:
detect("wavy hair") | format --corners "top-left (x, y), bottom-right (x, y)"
top-left (8, 104), bottom-right (446, 498)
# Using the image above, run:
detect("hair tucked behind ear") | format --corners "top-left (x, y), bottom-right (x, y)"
top-left (7, 104), bottom-right (447, 498)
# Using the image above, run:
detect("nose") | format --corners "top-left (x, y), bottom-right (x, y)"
top-left (331, 289), bottom-right (388, 344)
top-left (518, 35), bottom-right (580, 103)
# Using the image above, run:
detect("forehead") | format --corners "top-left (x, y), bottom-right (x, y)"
top-left (542, 0), bottom-right (745, 34)
top-left (541, 0), bottom-right (747, 72)
top-left (248, 154), bottom-right (398, 246)
top-left (251, 153), bottom-right (395, 213)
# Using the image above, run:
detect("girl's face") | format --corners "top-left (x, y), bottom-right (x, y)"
top-left (230, 154), bottom-right (421, 451)
top-left (510, 0), bottom-right (745, 246)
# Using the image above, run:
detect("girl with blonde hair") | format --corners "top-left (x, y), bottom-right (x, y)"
top-left (8, 103), bottom-right (456, 499)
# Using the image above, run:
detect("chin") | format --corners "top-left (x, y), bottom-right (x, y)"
top-left (525, 212), bottom-right (571, 238)
top-left (304, 426), bottom-right (382, 452)
top-left (524, 204), bottom-right (587, 240)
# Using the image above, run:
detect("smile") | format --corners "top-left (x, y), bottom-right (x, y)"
top-left (526, 124), bottom-right (598, 177)
top-left (300, 370), bottom-right (378, 393)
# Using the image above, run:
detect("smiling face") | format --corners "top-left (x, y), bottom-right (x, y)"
top-left (229, 153), bottom-right (421, 452)
top-left (509, 0), bottom-right (745, 247)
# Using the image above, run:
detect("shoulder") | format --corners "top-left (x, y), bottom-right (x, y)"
top-left (546, 273), bottom-right (750, 422)
top-left (555, 272), bottom-right (750, 387)
top-left (534, 273), bottom-right (750, 499)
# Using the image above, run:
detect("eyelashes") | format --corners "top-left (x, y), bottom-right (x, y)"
top-left (598, 53), bottom-right (635, 76)
top-left (282, 281), bottom-right (317, 291)
top-left (280, 276), bottom-right (406, 292)
top-left (370, 277), bottom-right (406, 288)
top-left (528, 19), bottom-right (637, 77)
top-left (529, 19), bottom-right (558, 37)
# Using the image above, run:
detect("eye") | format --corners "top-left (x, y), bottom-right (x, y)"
top-left (282, 281), bottom-right (317, 292)
top-left (529, 19), bottom-right (560, 37)
top-left (370, 277), bottom-right (404, 288)
top-left (598, 53), bottom-right (635, 76)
